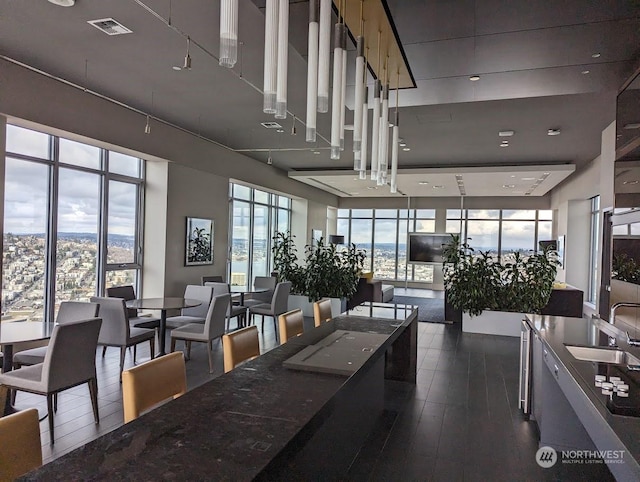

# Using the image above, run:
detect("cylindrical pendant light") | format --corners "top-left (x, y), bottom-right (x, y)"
top-left (339, 28), bottom-right (347, 151)
top-left (305, 0), bottom-right (319, 142)
top-left (317, 0), bottom-right (331, 113)
top-left (370, 79), bottom-right (381, 179)
top-left (263, 0), bottom-right (278, 114)
top-left (390, 112), bottom-right (399, 193)
top-left (330, 23), bottom-right (345, 159)
top-left (354, 150), bottom-right (361, 170)
top-left (377, 83), bottom-right (389, 186)
top-left (359, 86), bottom-right (368, 174)
top-left (275, 0), bottom-right (289, 119)
top-left (219, 0), bottom-right (239, 68)
top-left (353, 37), bottom-right (365, 153)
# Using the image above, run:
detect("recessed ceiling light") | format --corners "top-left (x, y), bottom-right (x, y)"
top-left (498, 130), bottom-right (515, 137)
top-left (261, 121), bottom-right (283, 129)
top-left (469, 75), bottom-right (480, 81)
top-left (402, 147), bottom-right (411, 151)
top-left (499, 143), bottom-right (509, 148)
top-left (501, 140), bottom-right (509, 145)
top-left (510, 175), bottom-right (516, 178)
top-left (48, 0), bottom-right (75, 6)
top-left (172, 66), bottom-right (183, 71)
top-left (624, 123), bottom-right (640, 130)
top-left (592, 52), bottom-right (601, 58)
top-left (418, 181), bottom-right (429, 185)
top-left (276, 129), bottom-right (284, 133)
top-left (367, 186), bottom-right (378, 190)
top-left (352, 192), bottom-right (360, 195)
top-left (547, 128), bottom-right (561, 136)
top-left (521, 177), bottom-right (536, 181)
top-left (581, 70), bottom-right (590, 74)
top-left (432, 185), bottom-right (444, 189)
top-left (503, 184), bottom-right (515, 189)
top-left (399, 143), bottom-right (407, 147)
top-left (312, 150), bottom-right (320, 154)
top-left (623, 180), bottom-right (639, 185)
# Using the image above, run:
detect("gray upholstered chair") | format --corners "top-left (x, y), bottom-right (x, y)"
top-left (90, 297), bottom-right (156, 376)
top-left (205, 282), bottom-right (247, 330)
top-left (106, 285), bottom-right (160, 329)
top-left (13, 301), bottom-right (100, 369)
top-left (170, 293), bottom-right (230, 373)
top-left (243, 276), bottom-right (277, 308)
top-left (0, 318), bottom-right (102, 444)
top-left (165, 285), bottom-right (213, 329)
top-left (201, 275), bottom-right (224, 285)
top-left (248, 281), bottom-right (291, 337)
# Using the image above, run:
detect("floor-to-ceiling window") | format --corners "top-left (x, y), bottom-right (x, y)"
top-left (2, 125), bottom-right (144, 322)
top-left (338, 208), bottom-right (554, 284)
top-left (228, 183), bottom-right (291, 286)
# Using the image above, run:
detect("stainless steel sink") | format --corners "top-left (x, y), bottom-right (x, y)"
top-left (565, 345), bottom-right (640, 365)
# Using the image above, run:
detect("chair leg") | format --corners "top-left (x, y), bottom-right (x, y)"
top-left (102, 346), bottom-right (107, 357)
top-left (133, 345), bottom-right (137, 363)
top-left (10, 388), bottom-right (16, 406)
top-left (261, 315), bottom-right (265, 333)
top-left (170, 338), bottom-right (176, 353)
top-left (272, 316), bottom-right (277, 338)
top-left (54, 393), bottom-right (58, 413)
top-left (207, 340), bottom-right (214, 374)
top-left (88, 378), bottom-right (100, 424)
top-left (186, 341), bottom-right (192, 360)
top-left (119, 347), bottom-right (126, 378)
top-left (47, 394), bottom-right (55, 445)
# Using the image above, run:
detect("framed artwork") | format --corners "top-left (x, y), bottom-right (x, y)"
top-left (312, 229), bottom-right (323, 245)
top-left (186, 217), bottom-right (214, 266)
top-left (557, 235), bottom-right (565, 268)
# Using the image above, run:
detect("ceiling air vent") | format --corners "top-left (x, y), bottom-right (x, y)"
top-left (87, 18), bottom-right (132, 36)
top-left (261, 122), bottom-right (283, 129)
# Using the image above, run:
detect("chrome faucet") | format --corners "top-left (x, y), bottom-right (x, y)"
top-left (609, 302), bottom-right (640, 346)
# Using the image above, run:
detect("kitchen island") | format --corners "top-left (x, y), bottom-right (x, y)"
top-left (525, 314), bottom-right (640, 480)
top-left (21, 302), bottom-right (417, 481)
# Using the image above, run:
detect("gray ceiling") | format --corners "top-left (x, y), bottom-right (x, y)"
top-left (1, 0), bottom-right (639, 194)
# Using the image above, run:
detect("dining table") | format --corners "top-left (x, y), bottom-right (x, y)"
top-left (0, 321), bottom-right (54, 415)
top-left (229, 286), bottom-right (270, 327)
top-left (125, 298), bottom-right (202, 356)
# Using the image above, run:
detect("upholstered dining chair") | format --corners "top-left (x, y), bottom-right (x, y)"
top-left (165, 285), bottom-right (213, 329)
top-left (170, 294), bottom-right (230, 373)
top-left (90, 297), bottom-right (156, 376)
top-left (0, 408), bottom-right (42, 479)
top-left (12, 301), bottom-right (100, 369)
top-left (243, 276), bottom-right (277, 308)
top-left (0, 318), bottom-right (102, 444)
top-left (313, 298), bottom-right (333, 327)
top-left (247, 281), bottom-right (291, 337)
top-left (106, 285), bottom-right (160, 329)
top-left (205, 282), bottom-right (247, 330)
top-left (122, 351), bottom-right (187, 423)
top-left (201, 275), bottom-right (224, 285)
top-left (278, 309), bottom-right (304, 345)
top-left (222, 325), bottom-right (260, 373)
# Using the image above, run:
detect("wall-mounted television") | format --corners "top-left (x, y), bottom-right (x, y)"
top-left (408, 233), bottom-right (453, 264)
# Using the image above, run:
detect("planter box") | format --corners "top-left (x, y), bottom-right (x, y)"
top-left (462, 310), bottom-right (525, 337)
top-left (288, 295), bottom-right (347, 318)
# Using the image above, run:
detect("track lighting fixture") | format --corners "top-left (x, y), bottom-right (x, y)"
top-left (144, 115), bottom-right (151, 134)
top-left (183, 36), bottom-right (192, 70)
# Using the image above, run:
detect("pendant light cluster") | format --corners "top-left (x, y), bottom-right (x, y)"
top-left (219, 0), bottom-right (239, 68)
top-left (263, 0), bottom-right (289, 118)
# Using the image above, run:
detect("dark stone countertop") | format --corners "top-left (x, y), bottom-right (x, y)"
top-left (22, 303), bottom-right (417, 481)
top-left (526, 314), bottom-right (640, 477)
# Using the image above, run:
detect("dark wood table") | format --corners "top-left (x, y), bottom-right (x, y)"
top-left (229, 286), bottom-right (269, 327)
top-left (0, 321), bottom-right (54, 414)
top-left (21, 302), bottom-right (417, 480)
top-left (126, 298), bottom-right (201, 356)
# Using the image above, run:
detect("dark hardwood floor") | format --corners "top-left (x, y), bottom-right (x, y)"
top-left (16, 311), bottom-right (615, 480)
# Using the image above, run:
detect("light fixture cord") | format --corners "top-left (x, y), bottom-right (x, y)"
top-left (360, 0), bottom-right (364, 36)
top-left (377, 31), bottom-right (381, 78)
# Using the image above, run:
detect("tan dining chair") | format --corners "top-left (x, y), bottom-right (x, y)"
top-left (0, 408), bottom-right (42, 480)
top-left (313, 298), bottom-right (333, 327)
top-left (91, 297), bottom-right (156, 376)
top-left (170, 294), bottom-right (230, 373)
top-left (106, 285), bottom-right (160, 329)
top-left (13, 301), bottom-right (100, 369)
top-left (248, 281), bottom-right (291, 338)
top-left (0, 318), bottom-right (102, 444)
top-left (222, 325), bottom-right (260, 373)
top-left (278, 309), bottom-right (304, 345)
top-left (122, 351), bottom-right (187, 423)
top-left (165, 285), bottom-right (213, 329)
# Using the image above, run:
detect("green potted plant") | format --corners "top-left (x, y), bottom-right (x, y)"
top-left (272, 232), bottom-right (366, 315)
top-left (443, 234), bottom-right (559, 336)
